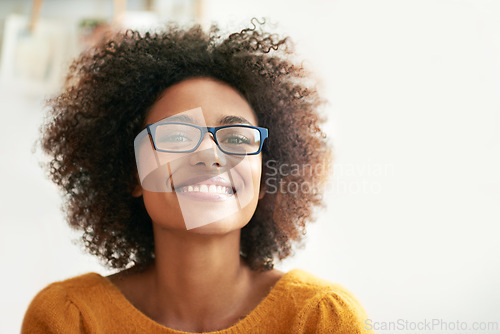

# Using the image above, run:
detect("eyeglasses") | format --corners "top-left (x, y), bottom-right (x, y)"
top-left (145, 122), bottom-right (268, 155)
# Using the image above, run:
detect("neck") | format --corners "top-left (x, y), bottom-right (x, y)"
top-left (144, 226), bottom-right (255, 331)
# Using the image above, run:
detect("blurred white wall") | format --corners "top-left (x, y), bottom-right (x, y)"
top-left (1, 0), bottom-right (499, 333)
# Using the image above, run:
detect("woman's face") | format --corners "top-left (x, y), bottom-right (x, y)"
top-left (136, 77), bottom-right (263, 234)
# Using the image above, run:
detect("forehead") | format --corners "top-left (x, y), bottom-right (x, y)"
top-left (146, 77), bottom-right (258, 126)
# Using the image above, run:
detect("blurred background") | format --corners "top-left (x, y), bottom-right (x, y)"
top-left (1, 0), bottom-right (499, 333)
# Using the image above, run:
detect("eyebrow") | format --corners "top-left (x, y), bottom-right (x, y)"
top-left (156, 114), bottom-right (254, 126)
top-left (217, 115), bottom-right (253, 126)
top-left (162, 114), bottom-right (194, 123)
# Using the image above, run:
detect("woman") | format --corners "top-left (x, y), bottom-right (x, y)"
top-left (22, 21), bottom-right (370, 333)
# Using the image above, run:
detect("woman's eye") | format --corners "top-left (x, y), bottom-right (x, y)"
top-left (161, 133), bottom-right (191, 142)
top-left (221, 135), bottom-right (250, 144)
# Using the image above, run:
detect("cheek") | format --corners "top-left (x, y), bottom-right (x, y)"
top-left (251, 157), bottom-right (262, 190)
top-left (234, 155), bottom-right (262, 191)
top-left (142, 191), bottom-right (185, 228)
top-left (239, 158), bottom-right (262, 225)
top-left (243, 156), bottom-right (263, 203)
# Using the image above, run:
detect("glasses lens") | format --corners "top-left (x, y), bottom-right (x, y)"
top-left (154, 123), bottom-right (202, 152)
top-left (216, 126), bottom-right (261, 154)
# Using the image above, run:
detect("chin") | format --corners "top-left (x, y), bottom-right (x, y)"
top-left (187, 218), bottom-right (247, 234)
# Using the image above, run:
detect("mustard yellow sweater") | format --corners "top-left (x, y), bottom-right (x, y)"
top-left (22, 269), bottom-right (371, 333)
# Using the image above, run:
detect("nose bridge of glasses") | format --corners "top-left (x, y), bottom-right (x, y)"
top-left (196, 127), bottom-right (220, 151)
top-left (189, 128), bottom-right (227, 168)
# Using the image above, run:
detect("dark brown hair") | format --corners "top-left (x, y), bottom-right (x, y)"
top-left (41, 20), bottom-right (331, 271)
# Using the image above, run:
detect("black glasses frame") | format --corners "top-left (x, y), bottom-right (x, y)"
top-left (145, 122), bottom-right (268, 156)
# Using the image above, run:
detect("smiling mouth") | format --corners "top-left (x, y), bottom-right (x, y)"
top-left (170, 174), bottom-right (239, 201)
top-left (176, 184), bottom-right (235, 195)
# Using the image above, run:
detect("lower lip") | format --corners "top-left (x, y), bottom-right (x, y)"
top-left (175, 190), bottom-right (236, 202)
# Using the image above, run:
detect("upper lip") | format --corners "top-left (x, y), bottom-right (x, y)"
top-left (172, 175), bottom-right (237, 192)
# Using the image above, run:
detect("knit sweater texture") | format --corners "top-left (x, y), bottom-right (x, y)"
top-left (22, 269), bottom-right (371, 333)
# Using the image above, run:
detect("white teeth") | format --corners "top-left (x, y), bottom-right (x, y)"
top-left (179, 184), bottom-right (233, 194)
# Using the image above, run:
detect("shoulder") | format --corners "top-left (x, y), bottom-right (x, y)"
top-left (27, 272), bottom-right (107, 305)
top-left (277, 268), bottom-right (350, 299)
top-left (277, 269), bottom-right (371, 333)
top-left (21, 273), bottom-right (104, 334)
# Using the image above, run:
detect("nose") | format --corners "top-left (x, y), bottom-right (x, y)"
top-left (189, 132), bottom-right (227, 167)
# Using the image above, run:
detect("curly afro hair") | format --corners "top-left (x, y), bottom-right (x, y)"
top-left (41, 19), bottom-right (331, 272)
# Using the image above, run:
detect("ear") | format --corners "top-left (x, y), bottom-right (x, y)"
top-left (258, 179), bottom-right (266, 200)
top-left (132, 183), bottom-right (143, 197)
top-left (131, 170), bottom-right (143, 197)
top-left (259, 160), bottom-right (269, 200)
